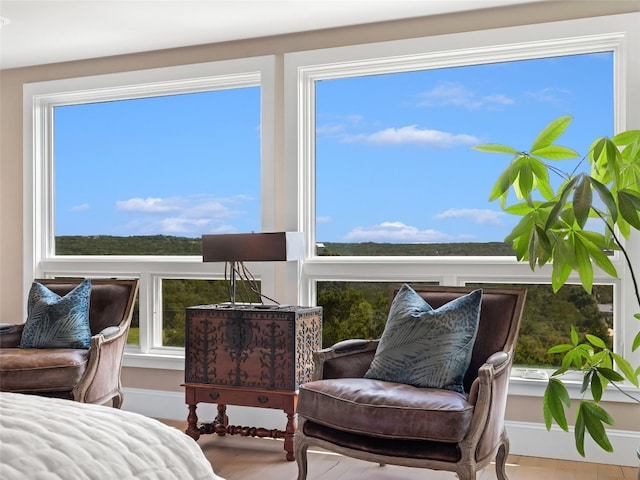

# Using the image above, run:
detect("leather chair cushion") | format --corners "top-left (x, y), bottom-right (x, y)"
top-left (297, 377), bottom-right (474, 442)
top-left (0, 348), bottom-right (88, 392)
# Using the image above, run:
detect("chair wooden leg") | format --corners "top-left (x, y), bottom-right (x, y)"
top-left (294, 435), bottom-right (309, 480)
top-left (495, 432), bottom-right (510, 480)
top-left (456, 465), bottom-right (476, 480)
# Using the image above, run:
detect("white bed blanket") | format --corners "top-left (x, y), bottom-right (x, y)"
top-left (0, 392), bottom-right (224, 480)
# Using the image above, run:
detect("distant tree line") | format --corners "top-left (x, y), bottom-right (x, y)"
top-left (58, 235), bottom-right (612, 366)
top-left (57, 236), bottom-right (515, 257)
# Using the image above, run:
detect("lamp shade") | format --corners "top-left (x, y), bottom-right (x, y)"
top-left (202, 232), bottom-right (304, 262)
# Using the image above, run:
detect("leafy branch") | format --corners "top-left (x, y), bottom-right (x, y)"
top-left (474, 115), bottom-right (640, 456)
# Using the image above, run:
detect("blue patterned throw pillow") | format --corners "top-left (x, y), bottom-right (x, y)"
top-left (364, 284), bottom-right (482, 393)
top-left (20, 279), bottom-right (92, 349)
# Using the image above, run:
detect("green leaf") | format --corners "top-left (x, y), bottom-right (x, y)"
top-left (585, 334), bottom-right (607, 349)
top-left (489, 165), bottom-right (517, 202)
top-left (562, 349), bottom-right (581, 369)
top-left (574, 238), bottom-right (594, 293)
top-left (518, 162), bottom-right (535, 197)
top-left (551, 249), bottom-right (572, 292)
top-left (543, 378), bottom-right (570, 431)
top-left (574, 404), bottom-right (586, 457)
top-left (611, 129), bottom-right (640, 145)
top-left (633, 330), bottom-right (640, 352)
top-left (590, 372), bottom-right (603, 402)
top-left (590, 177), bottom-right (618, 223)
top-left (545, 177), bottom-right (578, 230)
top-left (530, 145), bottom-right (580, 160)
top-left (581, 368), bottom-right (594, 394)
top-left (573, 176), bottom-right (593, 228)
top-left (548, 343), bottom-right (574, 354)
top-left (530, 116), bottom-right (573, 152)
top-left (595, 366), bottom-right (624, 383)
top-left (611, 352), bottom-right (639, 386)
top-left (473, 143), bottom-right (521, 155)
top-left (590, 137), bottom-right (607, 168)
top-left (577, 401), bottom-right (614, 454)
top-left (618, 190), bottom-right (640, 230)
top-left (504, 201), bottom-right (538, 215)
top-left (570, 325), bottom-right (579, 346)
top-left (578, 235), bottom-right (618, 278)
top-left (534, 224), bottom-right (553, 265)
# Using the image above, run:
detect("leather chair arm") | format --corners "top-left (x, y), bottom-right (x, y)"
top-left (99, 326), bottom-right (121, 339)
top-left (485, 351), bottom-right (509, 371)
top-left (0, 324), bottom-right (24, 348)
top-left (467, 351), bottom-right (510, 406)
top-left (312, 339), bottom-right (379, 380)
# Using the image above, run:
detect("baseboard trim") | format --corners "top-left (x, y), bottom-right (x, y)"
top-left (506, 420), bottom-right (639, 467)
top-left (123, 387), bottom-right (639, 468)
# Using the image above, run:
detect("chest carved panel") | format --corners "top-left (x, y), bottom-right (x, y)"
top-left (185, 305), bottom-right (322, 391)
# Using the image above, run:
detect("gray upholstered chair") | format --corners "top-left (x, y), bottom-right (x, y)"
top-left (295, 285), bottom-right (527, 480)
top-left (0, 278), bottom-right (138, 407)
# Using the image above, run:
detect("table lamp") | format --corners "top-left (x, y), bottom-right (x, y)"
top-left (202, 232), bottom-right (304, 307)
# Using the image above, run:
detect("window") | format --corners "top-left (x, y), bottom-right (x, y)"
top-left (285, 15), bottom-right (638, 377)
top-left (24, 56), bottom-right (276, 362)
top-left (53, 89), bottom-right (261, 252)
top-left (315, 53), bottom-right (613, 256)
top-left (24, 14), bottom-right (639, 379)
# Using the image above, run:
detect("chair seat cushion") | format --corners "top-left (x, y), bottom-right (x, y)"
top-left (0, 348), bottom-right (88, 392)
top-left (297, 377), bottom-right (474, 442)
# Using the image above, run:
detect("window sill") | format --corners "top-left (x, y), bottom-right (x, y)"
top-left (124, 351), bottom-right (185, 371)
top-left (509, 376), bottom-right (639, 403)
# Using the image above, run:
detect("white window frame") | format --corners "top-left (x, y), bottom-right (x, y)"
top-left (23, 56), bottom-right (276, 369)
top-left (284, 13), bottom-right (640, 401)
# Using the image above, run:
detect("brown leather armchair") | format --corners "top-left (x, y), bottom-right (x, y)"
top-left (295, 285), bottom-right (527, 480)
top-left (0, 278), bottom-right (138, 407)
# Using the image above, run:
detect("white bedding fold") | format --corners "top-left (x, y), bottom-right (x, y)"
top-left (0, 392), bottom-right (224, 480)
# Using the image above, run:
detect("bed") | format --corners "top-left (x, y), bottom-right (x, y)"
top-left (0, 392), bottom-right (225, 479)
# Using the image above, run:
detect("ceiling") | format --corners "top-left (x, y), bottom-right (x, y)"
top-left (0, 0), bottom-right (541, 70)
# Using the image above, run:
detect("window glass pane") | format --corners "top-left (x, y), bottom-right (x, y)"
top-left (317, 281), bottom-right (437, 348)
top-left (315, 53), bottom-right (613, 256)
top-left (467, 283), bottom-right (613, 368)
top-left (54, 87), bottom-right (261, 255)
top-left (126, 296), bottom-right (140, 346)
top-left (161, 279), bottom-right (233, 347)
top-left (318, 281), bottom-right (613, 368)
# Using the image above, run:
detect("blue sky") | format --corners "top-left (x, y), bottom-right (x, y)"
top-left (55, 52), bottom-right (613, 244)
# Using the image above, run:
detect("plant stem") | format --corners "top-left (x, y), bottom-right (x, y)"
top-left (596, 210), bottom-right (640, 310)
top-left (608, 379), bottom-right (640, 403)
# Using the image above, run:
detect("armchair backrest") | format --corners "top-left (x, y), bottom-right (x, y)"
top-left (36, 278), bottom-right (139, 335)
top-left (392, 285), bottom-right (527, 392)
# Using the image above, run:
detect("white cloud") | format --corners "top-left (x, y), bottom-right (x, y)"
top-left (418, 82), bottom-right (515, 109)
top-left (114, 194), bottom-right (255, 236)
top-left (434, 208), bottom-right (505, 226)
top-left (71, 203), bottom-right (90, 212)
top-left (317, 114), bottom-right (364, 136)
top-left (116, 197), bottom-right (180, 213)
top-left (344, 221), bottom-right (452, 243)
top-left (316, 124), bottom-right (345, 135)
top-left (317, 216), bottom-right (332, 225)
top-left (344, 125), bottom-right (478, 148)
top-left (160, 217), bottom-right (215, 234)
top-left (525, 87), bottom-right (571, 103)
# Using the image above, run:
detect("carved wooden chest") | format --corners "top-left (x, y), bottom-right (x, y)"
top-left (185, 305), bottom-right (322, 391)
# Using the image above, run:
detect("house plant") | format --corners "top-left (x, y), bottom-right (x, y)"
top-left (474, 116), bottom-right (640, 456)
